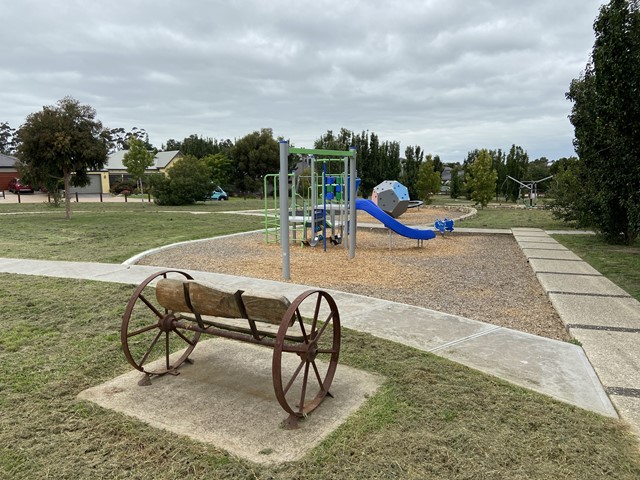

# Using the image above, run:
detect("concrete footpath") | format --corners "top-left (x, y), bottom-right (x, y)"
top-left (0, 255), bottom-right (617, 422)
top-left (513, 227), bottom-right (640, 435)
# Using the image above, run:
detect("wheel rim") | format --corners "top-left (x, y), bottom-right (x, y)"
top-left (272, 290), bottom-right (341, 418)
top-left (121, 270), bottom-right (201, 375)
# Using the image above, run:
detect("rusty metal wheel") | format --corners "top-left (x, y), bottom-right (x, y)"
top-left (272, 289), bottom-right (341, 425)
top-left (121, 269), bottom-right (201, 376)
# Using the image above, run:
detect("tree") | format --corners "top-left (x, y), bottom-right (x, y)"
top-left (549, 157), bottom-right (589, 225)
top-left (150, 155), bottom-right (212, 205)
top-left (17, 97), bottom-right (109, 219)
top-left (231, 128), bottom-right (279, 195)
top-left (400, 145), bottom-right (423, 200)
top-left (202, 153), bottom-right (234, 188)
top-left (449, 164), bottom-right (463, 199)
top-left (504, 145), bottom-right (529, 201)
top-left (415, 156), bottom-right (442, 203)
top-left (563, 0), bottom-right (640, 244)
top-left (123, 137), bottom-right (155, 205)
top-left (108, 127), bottom-right (152, 153)
top-left (466, 149), bottom-right (497, 208)
top-left (0, 122), bottom-right (17, 154)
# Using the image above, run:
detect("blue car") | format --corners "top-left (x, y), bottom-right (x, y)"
top-left (211, 186), bottom-right (228, 201)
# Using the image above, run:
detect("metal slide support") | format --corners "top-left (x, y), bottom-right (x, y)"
top-left (348, 146), bottom-right (357, 259)
top-left (279, 141), bottom-right (290, 280)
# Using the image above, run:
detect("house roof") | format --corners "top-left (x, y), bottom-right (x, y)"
top-left (0, 153), bottom-right (18, 169)
top-left (106, 150), bottom-right (182, 171)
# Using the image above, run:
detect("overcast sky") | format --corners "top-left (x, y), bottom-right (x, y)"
top-left (1, 0), bottom-right (603, 163)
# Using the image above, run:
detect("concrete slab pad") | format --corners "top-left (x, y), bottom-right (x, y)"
top-left (549, 294), bottom-right (640, 329)
top-left (512, 236), bottom-right (558, 244)
top-left (607, 396), bottom-right (640, 437)
top-left (518, 242), bottom-right (568, 251)
top-left (529, 259), bottom-right (602, 276)
top-left (342, 303), bottom-right (500, 352)
top-left (436, 328), bottom-right (617, 417)
top-left (537, 273), bottom-right (631, 297)
top-left (78, 338), bottom-right (382, 465)
top-left (521, 249), bottom-right (583, 261)
top-left (570, 329), bottom-right (640, 389)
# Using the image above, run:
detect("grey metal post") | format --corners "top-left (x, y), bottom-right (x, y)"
top-left (279, 141), bottom-right (290, 280)
top-left (348, 147), bottom-right (357, 259)
top-left (343, 156), bottom-right (348, 250)
top-left (310, 156), bottom-right (316, 237)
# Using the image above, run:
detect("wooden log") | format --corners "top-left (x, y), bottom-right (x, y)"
top-left (188, 281), bottom-right (244, 318)
top-left (241, 291), bottom-right (291, 325)
top-left (155, 278), bottom-right (191, 312)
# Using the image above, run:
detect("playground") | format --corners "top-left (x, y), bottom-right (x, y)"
top-left (136, 224), bottom-right (569, 341)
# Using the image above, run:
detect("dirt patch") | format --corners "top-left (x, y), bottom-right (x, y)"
top-left (137, 214), bottom-right (569, 341)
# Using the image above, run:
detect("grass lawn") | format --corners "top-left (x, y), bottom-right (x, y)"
top-left (554, 235), bottom-right (640, 301)
top-left (2, 201), bottom-right (640, 478)
top-left (0, 202), bottom-right (263, 263)
top-left (1, 274), bottom-right (639, 479)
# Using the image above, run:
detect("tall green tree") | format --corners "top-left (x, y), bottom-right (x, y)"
top-left (123, 137), bottom-right (155, 205)
top-left (563, 0), bottom-right (640, 244)
top-left (449, 164), bottom-right (463, 199)
top-left (17, 97), bottom-right (109, 219)
top-left (231, 128), bottom-right (279, 195)
top-left (466, 149), bottom-right (497, 208)
top-left (400, 145), bottom-right (423, 200)
top-left (504, 145), bottom-right (529, 202)
top-left (416, 156), bottom-right (442, 204)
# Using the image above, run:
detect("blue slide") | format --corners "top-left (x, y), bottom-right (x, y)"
top-left (355, 199), bottom-right (436, 240)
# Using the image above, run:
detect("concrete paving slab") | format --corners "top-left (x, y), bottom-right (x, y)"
top-left (78, 338), bottom-right (383, 465)
top-left (518, 242), bottom-right (568, 251)
top-left (570, 329), bottom-right (640, 389)
top-left (521, 249), bottom-right (583, 261)
top-left (529, 259), bottom-right (602, 276)
top-left (511, 228), bottom-right (548, 237)
top-left (606, 396), bottom-right (640, 436)
top-left (436, 328), bottom-right (617, 417)
top-left (512, 236), bottom-right (557, 244)
top-left (342, 302), bottom-right (500, 352)
top-left (549, 294), bottom-right (640, 329)
top-left (537, 273), bottom-right (631, 297)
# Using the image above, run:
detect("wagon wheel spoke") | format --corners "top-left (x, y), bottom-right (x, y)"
top-left (298, 361), bottom-right (311, 412)
top-left (295, 309), bottom-right (309, 343)
top-left (283, 359), bottom-right (306, 396)
top-left (138, 330), bottom-right (163, 368)
top-left (311, 360), bottom-right (324, 390)
top-left (311, 292), bottom-right (322, 334)
top-left (174, 327), bottom-right (198, 347)
top-left (313, 311), bottom-right (334, 342)
top-left (127, 322), bottom-right (159, 338)
top-left (139, 293), bottom-right (164, 319)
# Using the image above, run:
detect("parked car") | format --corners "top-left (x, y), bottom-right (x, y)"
top-left (210, 186), bottom-right (228, 201)
top-left (8, 178), bottom-right (34, 194)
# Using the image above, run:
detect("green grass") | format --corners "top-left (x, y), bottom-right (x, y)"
top-left (0, 202), bottom-right (263, 263)
top-left (554, 235), bottom-right (640, 301)
top-left (459, 207), bottom-right (575, 230)
top-left (1, 274), bottom-right (639, 479)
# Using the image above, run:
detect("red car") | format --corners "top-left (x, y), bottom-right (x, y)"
top-left (8, 178), bottom-right (34, 194)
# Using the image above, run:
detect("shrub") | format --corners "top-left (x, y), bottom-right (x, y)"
top-left (150, 155), bottom-right (212, 205)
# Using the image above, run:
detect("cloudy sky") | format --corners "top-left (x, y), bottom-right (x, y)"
top-left (1, 0), bottom-right (603, 162)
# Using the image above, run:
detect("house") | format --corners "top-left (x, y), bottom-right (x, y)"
top-left (0, 153), bottom-right (18, 190)
top-left (104, 150), bottom-right (183, 190)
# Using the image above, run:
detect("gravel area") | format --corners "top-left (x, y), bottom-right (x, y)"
top-left (137, 208), bottom-right (569, 341)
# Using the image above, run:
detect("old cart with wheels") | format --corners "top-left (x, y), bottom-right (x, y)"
top-left (121, 270), bottom-right (341, 428)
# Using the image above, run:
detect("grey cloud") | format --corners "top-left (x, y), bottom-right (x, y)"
top-left (0, 0), bottom-right (602, 161)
